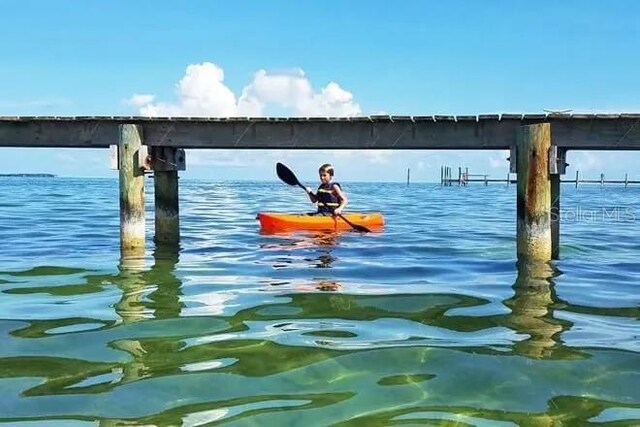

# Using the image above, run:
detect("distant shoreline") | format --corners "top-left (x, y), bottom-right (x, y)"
top-left (0, 173), bottom-right (56, 177)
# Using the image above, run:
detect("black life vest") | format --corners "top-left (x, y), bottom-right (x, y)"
top-left (316, 182), bottom-right (341, 213)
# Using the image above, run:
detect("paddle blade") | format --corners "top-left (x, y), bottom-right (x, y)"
top-left (276, 162), bottom-right (301, 187)
top-left (338, 214), bottom-right (371, 233)
top-left (351, 223), bottom-right (372, 233)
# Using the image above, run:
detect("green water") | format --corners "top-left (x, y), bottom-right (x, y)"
top-left (0, 178), bottom-right (638, 425)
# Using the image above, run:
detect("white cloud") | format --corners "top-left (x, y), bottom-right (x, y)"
top-left (127, 94), bottom-right (155, 108)
top-left (186, 149), bottom-right (263, 168)
top-left (571, 151), bottom-right (603, 172)
top-left (334, 149), bottom-right (393, 164)
top-left (363, 150), bottom-right (392, 164)
top-left (488, 151), bottom-right (509, 169)
top-left (129, 62), bottom-right (361, 117)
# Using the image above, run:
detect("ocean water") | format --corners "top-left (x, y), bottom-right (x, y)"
top-left (0, 177), bottom-right (638, 426)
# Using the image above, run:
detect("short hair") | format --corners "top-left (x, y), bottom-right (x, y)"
top-left (319, 163), bottom-right (334, 177)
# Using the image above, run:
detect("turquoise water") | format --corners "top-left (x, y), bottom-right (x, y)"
top-left (0, 177), bottom-right (639, 426)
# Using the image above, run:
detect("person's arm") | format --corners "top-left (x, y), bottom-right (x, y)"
top-left (333, 185), bottom-right (348, 215)
top-left (305, 186), bottom-right (318, 203)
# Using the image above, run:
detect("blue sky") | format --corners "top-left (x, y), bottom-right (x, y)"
top-left (1, 0), bottom-right (639, 181)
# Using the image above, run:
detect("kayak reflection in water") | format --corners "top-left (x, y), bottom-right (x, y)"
top-left (259, 230), bottom-right (340, 270)
top-left (305, 163), bottom-right (348, 216)
top-left (259, 230), bottom-right (342, 250)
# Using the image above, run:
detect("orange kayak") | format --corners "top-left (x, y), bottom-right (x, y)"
top-left (257, 212), bottom-right (384, 232)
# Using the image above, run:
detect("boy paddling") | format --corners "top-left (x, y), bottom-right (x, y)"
top-left (305, 163), bottom-right (348, 216)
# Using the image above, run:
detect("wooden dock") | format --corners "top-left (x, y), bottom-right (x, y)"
top-left (441, 167), bottom-right (639, 187)
top-left (2, 114), bottom-right (640, 263)
top-left (1, 114), bottom-right (640, 149)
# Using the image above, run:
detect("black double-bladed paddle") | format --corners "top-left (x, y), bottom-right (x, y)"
top-left (275, 162), bottom-right (371, 233)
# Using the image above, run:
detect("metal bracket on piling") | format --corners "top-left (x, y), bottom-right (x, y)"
top-left (549, 146), bottom-right (568, 175)
top-left (136, 145), bottom-right (153, 172)
top-left (508, 145), bottom-right (517, 173)
top-left (110, 145), bottom-right (186, 172)
top-left (151, 147), bottom-right (186, 172)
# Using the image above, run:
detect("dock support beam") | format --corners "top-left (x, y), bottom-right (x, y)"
top-left (550, 171), bottom-right (561, 260)
top-left (118, 124), bottom-right (145, 259)
top-left (154, 169), bottom-right (180, 246)
top-left (517, 123), bottom-right (552, 262)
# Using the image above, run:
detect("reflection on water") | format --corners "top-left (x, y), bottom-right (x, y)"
top-left (0, 179), bottom-right (638, 425)
top-left (261, 231), bottom-right (341, 270)
top-left (504, 261), bottom-right (566, 359)
top-left (1, 254), bottom-right (637, 425)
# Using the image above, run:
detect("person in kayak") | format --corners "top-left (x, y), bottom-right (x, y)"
top-left (305, 163), bottom-right (348, 216)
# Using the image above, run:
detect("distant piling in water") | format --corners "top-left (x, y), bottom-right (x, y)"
top-left (440, 166), bottom-right (454, 187)
top-left (440, 166), bottom-right (637, 187)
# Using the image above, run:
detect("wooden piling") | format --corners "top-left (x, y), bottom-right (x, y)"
top-left (154, 170), bottom-right (180, 246)
top-left (119, 124), bottom-right (145, 259)
top-left (625, 173), bottom-right (628, 188)
top-left (551, 172), bottom-right (561, 260)
top-left (407, 168), bottom-right (410, 186)
top-left (517, 123), bottom-right (552, 262)
top-left (575, 170), bottom-right (579, 188)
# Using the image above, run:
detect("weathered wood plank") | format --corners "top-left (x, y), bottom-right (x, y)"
top-left (479, 114), bottom-right (500, 120)
top-left (369, 115), bottom-right (393, 122)
top-left (569, 114), bottom-right (596, 119)
top-left (390, 115), bottom-right (413, 122)
top-left (501, 114), bottom-right (523, 120)
top-left (412, 116), bottom-right (436, 122)
top-left (434, 115), bottom-right (456, 122)
top-left (1, 116), bottom-right (640, 150)
top-left (522, 114), bottom-right (547, 120)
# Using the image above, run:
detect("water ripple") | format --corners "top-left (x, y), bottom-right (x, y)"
top-left (0, 177), bottom-right (638, 424)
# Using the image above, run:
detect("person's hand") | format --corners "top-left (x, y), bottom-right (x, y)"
top-left (333, 207), bottom-right (343, 215)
